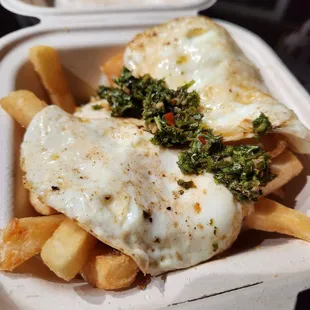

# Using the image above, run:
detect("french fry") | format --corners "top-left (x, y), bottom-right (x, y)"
top-left (267, 139), bottom-right (287, 158)
top-left (81, 244), bottom-right (139, 290)
top-left (101, 52), bottom-right (124, 85)
top-left (41, 218), bottom-right (97, 281)
top-left (0, 215), bottom-right (65, 271)
top-left (29, 46), bottom-right (76, 113)
top-left (244, 198), bottom-right (310, 242)
top-left (263, 150), bottom-right (303, 195)
top-left (0, 90), bottom-right (47, 127)
top-left (29, 192), bottom-right (58, 215)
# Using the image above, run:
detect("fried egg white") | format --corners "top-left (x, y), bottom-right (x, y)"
top-left (21, 105), bottom-right (243, 276)
top-left (124, 16), bottom-right (310, 153)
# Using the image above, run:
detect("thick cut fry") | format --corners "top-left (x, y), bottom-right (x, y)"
top-left (267, 139), bottom-right (287, 158)
top-left (0, 90), bottom-right (47, 127)
top-left (41, 218), bottom-right (97, 281)
top-left (81, 244), bottom-right (139, 290)
top-left (263, 150), bottom-right (303, 195)
top-left (29, 46), bottom-right (76, 113)
top-left (101, 52), bottom-right (124, 84)
top-left (29, 192), bottom-right (58, 215)
top-left (0, 215), bottom-right (65, 271)
top-left (244, 198), bottom-right (310, 242)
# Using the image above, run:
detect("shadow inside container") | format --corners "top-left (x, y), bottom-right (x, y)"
top-left (271, 154), bottom-right (310, 211)
top-left (9, 256), bottom-right (69, 284)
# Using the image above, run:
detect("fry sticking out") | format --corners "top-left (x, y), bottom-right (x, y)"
top-left (29, 46), bottom-right (76, 113)
top-left (263, 150), bottom-right (303, 196)
top-left (244, 198), bottom-right (310, 242)
top-left (0, 215), bottom-right (65, 271)
top-left (101, 52), bottom-right (124, 85)
top-left (0, 90), bottom-right (47, 127)
top-left (41, 218), bottom-right (97, 281)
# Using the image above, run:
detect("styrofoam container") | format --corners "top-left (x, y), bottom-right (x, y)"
top-left (1, 0), bottom-right (216, 16)
top-left (1, 1), bottom-right (310, 309)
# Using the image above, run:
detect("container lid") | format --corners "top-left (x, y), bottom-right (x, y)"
top-left (1, 0), bottom-right (216, 26)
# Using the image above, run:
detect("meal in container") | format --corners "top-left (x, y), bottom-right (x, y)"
top-left (1, 16), bottom-right (310, 291)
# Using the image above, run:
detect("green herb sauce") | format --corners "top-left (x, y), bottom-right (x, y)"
top-left (97, 68), bottom-right (275, 202)
top-left (253, 113), bottom-right (272, 138)
top-left (177, 130), bottom-right (275, 201)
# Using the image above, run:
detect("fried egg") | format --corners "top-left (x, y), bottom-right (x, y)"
top-left (124, 17), bottom-right (310, 153)
top-left (21, 105), bottom-right (243, 276)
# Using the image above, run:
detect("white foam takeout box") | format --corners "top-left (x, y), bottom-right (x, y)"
top-left (1, 0), bottom-right (310, 309)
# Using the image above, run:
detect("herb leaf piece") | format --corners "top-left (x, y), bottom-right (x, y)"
top-left (253, 113), bottom-right (272, 138)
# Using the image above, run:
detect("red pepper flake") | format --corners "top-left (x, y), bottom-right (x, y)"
top-left (163, 112), bottom-right (175, 127)
top-left (198, 135), bottom-right (206, 145)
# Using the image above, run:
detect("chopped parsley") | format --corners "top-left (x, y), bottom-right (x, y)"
top-left (213, 226), bottom-right (218, 236)
top-left (178, 130), bottom-right (275, 201)
top-left (212, 242), bottom-right (218, 252)
top-left (177, 179), bottom-right (196, 189)
top-left (253, 113), bottom-right (272, 138)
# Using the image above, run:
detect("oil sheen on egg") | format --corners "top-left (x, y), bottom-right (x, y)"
top-left (21, 105), bottom-right (243, 276)
top-left (124, 16), bottom-right (310, 153)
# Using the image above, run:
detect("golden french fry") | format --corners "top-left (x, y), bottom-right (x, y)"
top-left (263, 150), bottom-right (303, 196)
top-left (29, 192), bottom-right (58, 215)
top-left (81, 244), bottom-right (139, 290)
top-left (0, 215), bottom-right (65, 271)
top-left (0, 90), bottom-right (47, 127)
top-left (267, 139), bottom-right (287, 158)
top-left (270, 188), bottom-right (285, 200)
top-left (101, 52), bottom-right (124, 85)
top-left (29, 46), bottom-right (76, 113)
top-left (244, 198), bottom-right (310, 242)
top-left (41, 218), bottom-right (97, 281)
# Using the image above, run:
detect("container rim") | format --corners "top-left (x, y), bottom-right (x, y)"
top-left (0, 0), bottom-right (216, 19)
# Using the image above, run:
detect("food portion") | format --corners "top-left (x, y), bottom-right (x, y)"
top-left (41, 218), bottom-right (97, 281)
top-left (21, 104), bottom-right (243, 275)
top-left (29, 46), bottom-right (76, 114)
top-left (0, 215), bottom-right (65, 271)
top-left (29, 192), bottom-right (58, 215)
top-left (0, 16), bottom-right (310, 292)
top-left (125, 17), bottom-right (310, 153)
top-left (81, 243), bottom-right (140, 290)
top-left (244, 198), bottom-right (310, 242)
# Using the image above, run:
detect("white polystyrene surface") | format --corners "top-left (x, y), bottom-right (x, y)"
top-left (0, 20), bottom-right (310, 310)
top-left (0, 0), bottom-right (216, 21)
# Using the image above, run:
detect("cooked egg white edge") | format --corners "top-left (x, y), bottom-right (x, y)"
top-left (124, 16), bottom-right (310, 153)
top-left (21, 105), bottom-right (243, 276)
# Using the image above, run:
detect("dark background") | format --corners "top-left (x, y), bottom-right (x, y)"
top-left (0, 1), bottom-right (309, 308)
